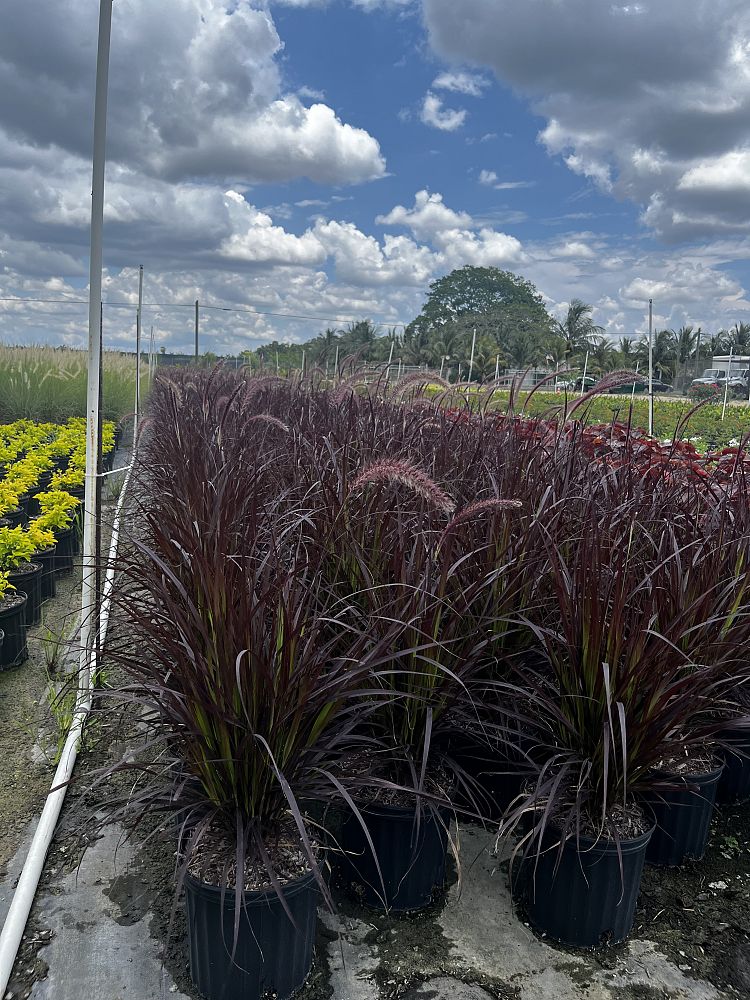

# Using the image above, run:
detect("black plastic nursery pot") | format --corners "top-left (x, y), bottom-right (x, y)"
top-left (644, 765), bottom-right (723, 867)
top-left (185, 870), bottom-right (319, 1000)
top-left (28, 472), bottom-right (54, 516)
top-left (717, 729), bottom-right (750, 806)
top-left (4, 506), bottom-right (25, 529)
top-left (339, 803), bottom-right (450, 912)
top-left (518, 823), bottom-right (654, 948)
top-left (35, 546), bottom-right (57, 602)
top-left (7, 562), bottom-right (43, 627)
top-left (54, 527), bottom-right (75, 575)
top-left (0, 594), bottom-right (29, 669)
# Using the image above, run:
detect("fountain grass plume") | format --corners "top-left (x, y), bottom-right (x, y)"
top-left (349, 459), bottom-right (456, 514)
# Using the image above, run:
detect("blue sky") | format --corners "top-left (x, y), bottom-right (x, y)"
top-left (0, 0), bottom-right (748, 353)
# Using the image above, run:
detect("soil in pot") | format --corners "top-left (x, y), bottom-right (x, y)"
top-left (0, 593), bottom-right (29, 669)
top-left (717, 727), bottom-right (750, 806)
top-left (54, 527), bottom-right (75, 575)
top-left (515, 805), bottom-right (653, 948)
top-left (7, 562), bottom-right (43, 627)
top-left (35, 546), bottom-right (57, 602)
top-left (185, 836), bottom-right (320, 1000)
top-left (645, 753), bottom-right (723, 867)
top-left (338, 801), bottom-right (450, 912)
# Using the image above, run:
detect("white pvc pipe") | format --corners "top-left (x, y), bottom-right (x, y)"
top-left (0, 455), bottom-right (134, 995)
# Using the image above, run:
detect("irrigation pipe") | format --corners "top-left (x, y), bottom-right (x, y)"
top-left (0, 457), bottom-right (135, 996)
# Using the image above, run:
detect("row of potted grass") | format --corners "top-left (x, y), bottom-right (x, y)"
top-left (100, 367), bottom-right (750, 1000)
top-left (0, 418), bottom-right (117, 667)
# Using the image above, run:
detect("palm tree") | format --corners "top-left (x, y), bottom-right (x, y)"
top-left (588, 335), bottom-right (617, 374)
top-left (618, 337), bottom-right (636, 363)
top-left (673, 326), bottom-right (698, 364)
top-left (727, 321), bottom-right (750, 352)
top-left (346, 320), bottom-right (378, 350)
top-left (557, 299), bottom-right (604, 359)
top-left (635, 329), bottom-right (676, 380)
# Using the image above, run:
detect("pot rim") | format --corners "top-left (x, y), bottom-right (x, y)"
top-left (184, 866), bottom-right (318, 906)
top-left (0, 592), bottom-right (28, 616)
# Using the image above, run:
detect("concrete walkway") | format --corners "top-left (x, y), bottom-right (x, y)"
top-left (3, 824), bottom-right (729, 1000)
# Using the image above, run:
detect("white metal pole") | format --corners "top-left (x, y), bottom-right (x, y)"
top-left (301, 349), bottom-right (306, 377)
top-left (387, 339), bottom-right (395, 381)
top-left (648, 298), bottom-right (654, 436)
top-left (579, 351), bottom-right (589, 397)
top-left (134, 263), bottom-right (143, 447)
top-left (80, 0), bottom-right (113, 705)
top-left (495, 354), bottom-right (500, 381)
top-left (439, 356), bottom-right (445, 379)
top-left (722, 346), bottom-right (734, 420)
top-left (468, 326), bottom-right (477, 383)
top-left (334, 345), bottom-right (340, 383)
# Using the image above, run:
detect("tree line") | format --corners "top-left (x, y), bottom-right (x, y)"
top-left (243, 266), bottom-right (749, 384)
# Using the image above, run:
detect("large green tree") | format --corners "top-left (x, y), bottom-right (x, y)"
top-left (412, 266), bottom-right (550, 325)
top-left (406, 266), bottom-right (557, 376)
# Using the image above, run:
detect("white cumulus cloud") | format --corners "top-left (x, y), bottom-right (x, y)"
top-left (420, 93), bottom-right (467, 131)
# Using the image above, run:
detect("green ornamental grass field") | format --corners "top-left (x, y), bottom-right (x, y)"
top-left (0, 344), bottom-right (146, 423)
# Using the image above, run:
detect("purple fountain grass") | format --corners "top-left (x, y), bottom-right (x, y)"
top-left (349, 459), bottom-right (456, 514)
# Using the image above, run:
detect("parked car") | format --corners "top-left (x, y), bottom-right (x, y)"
top-left (690, 368), bottom-right (749, 398)
top-left (691, 368), bottom-right (728, 389)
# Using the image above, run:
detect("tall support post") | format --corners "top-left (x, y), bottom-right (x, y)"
top-left (695, 327), bottom-right (702, 383)
top-left (194, 299), bottom-right (199, 360)
top-left (467, 326), bottom-right (477, 383)
top-left (579, 351), bottom-right (589, 398)
top-left (334, 345), bottom-right (340, 383)
top-left (80, 0), bottom-right (113, 700)
top-left (134, 263), bottom-right (143, 447)
top-left (301, 349), bottom-right (306, 377)
top-left (148, 325), bottom-right (155, 384)
top-left (494, 354), bottom-right (500, 381)
top-left (387, 339), bottom-right (395, 381)
top-left (722, 346), bottom-right (734, 421)
top-left (648, 298), bottom-right (654, 437)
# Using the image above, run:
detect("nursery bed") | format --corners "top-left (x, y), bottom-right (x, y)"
top-left (6, 693), bottom-right (748, 1000)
